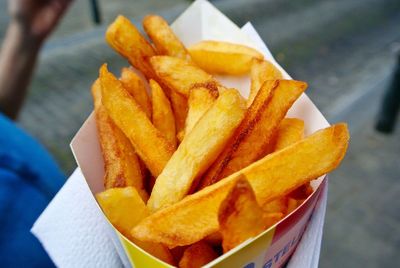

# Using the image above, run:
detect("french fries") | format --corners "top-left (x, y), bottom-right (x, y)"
top-left (120, 67), bottom-right (152, 119)
top-left (150, 56), bottom-right (216, 96)
top-left (150, 79), bottom-right (177, 149)
top-left (188, 41), bottom-right (264, 75)
top-left (247, 58), bottom-right (283, 106)
top-left (96, 187), bottom-right (175, 265)
top-left (106, 15), bottom-right (157, 80)
top-left (180, 86), bottom-right (219, 141)
top-left (147, 89), bottom-right (246, 212)
top-left (92, 80), bottom-right (148, 200)
top-left (89, 13), bottom-right (350, 264)
top-left (99, 64), bottom-right (174, 177)
top-left (219, 177), bottom-right (267, 253)
top-left (178, 241), bottom-right (218, 268)
top-left (199, 80), bottom-right (307, 189)
top-left (132, 124), bottom-right (349, 247)
top-left (143, 15), bottom-right (191, 62)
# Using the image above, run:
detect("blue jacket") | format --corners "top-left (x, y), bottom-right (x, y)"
top-left (0, 113), bottom-right (65, 267)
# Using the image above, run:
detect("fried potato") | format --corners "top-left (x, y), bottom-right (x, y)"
top-left (274, 117), bottom-right (311, 209)
top-left (188, 40), bottom-right (264, 75)
top-left (286, 198), bottom-right (304, 214)
top-left (150, 56), bottom-right (216, 96)
top-left (199, 80), bottom-right (307, 189)
top-left (96, 187), bottom-right (174, 265)
top-left (143, 15), bottom-right (191, 61)
top-left (180, 86), bottom-right (219, 141)
top-left (147, 89), bottom-right (246, 212)
top-left (132, 124), bottom-right (349, 247)
top-left (262, 198), bottom-right (288, 214)
top-left (274, 118), bottom-right (304, 151)
top-left (178, 241), bottom-right (218, 268)
top-left (219, 177), bottom-right (266, 253)
top-left (263, 212), bottom-right (284, 229)
top-left (99, 64), bottom-right (174, 177)
top-left (169, 90), bottom-right (188, 134)
top-left (247, 58), bottom-right (283, 106)
top-left (106, 15), bottom-right (157, 79)
top-left (92, 80), bottom-right (148, 200)
top-left (119, 67), bottom-right (152, 119)
top-left (150, 79), bottom-right (177, 149)
top-left (288, 183), bottom-right (314, 200)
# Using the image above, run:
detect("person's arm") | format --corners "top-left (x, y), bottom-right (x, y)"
top-left (0, 0), bottom-right (73, 120)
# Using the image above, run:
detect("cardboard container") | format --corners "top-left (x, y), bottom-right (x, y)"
top-left (71, 0), bottom-right (330, 267)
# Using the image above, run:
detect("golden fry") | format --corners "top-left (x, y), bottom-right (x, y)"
top-left (262, 198), bottom-right (288, 214)
top-left (92, 80), bottom-right (148, 200)
top-left (143, 15), bottom-right (191, 61)
top-left (199, 80), bottom-right (307, 189)
top-left (274, 118), bottom-right (304, 151)
top-left (150, 79), bottom-right (177, 149)
top-left (180, 86), bottom-right (218, 140)
top-left (132, 124), bottom-right (349, 248)
top-left (96, 187), bottom-right (174, 265)
top-left (120, 67), bottom-right (152, 119)
top-left (219, 177), bottom-right (266, 252)
top-left (178, 241), bottom-right (218, 268)
top-left (106, 15), bottom-right (157, 79)
top-left (150, 55), bottom-right (216, 96)
top-left (189, 40), bottom-right (264, 75)
top-left (169, 90), bottom-right (188, 134)
top-left (147, 89), bottom-right (246, 212)
top-left (263, 212), bottom-right (284, 229)
top-left (99, 64), bottom-right (174, 177)
top-left (247, 58), bottom-right (283, 106)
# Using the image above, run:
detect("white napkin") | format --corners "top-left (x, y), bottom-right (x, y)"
top-left (31, 168), bottom-right (123, 268)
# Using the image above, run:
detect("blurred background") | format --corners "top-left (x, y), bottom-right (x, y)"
top-left (0, 0), bottom-right (399, 267)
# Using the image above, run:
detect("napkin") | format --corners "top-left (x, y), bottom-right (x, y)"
top-left (31, 168), bottom-right (123, 268)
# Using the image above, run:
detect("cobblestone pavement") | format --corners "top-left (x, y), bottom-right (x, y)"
top-left (0, 0), bottom-right (399, 266)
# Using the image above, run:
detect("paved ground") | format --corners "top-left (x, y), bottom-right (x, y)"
top-left (0, 0), bottom-right (399, 267)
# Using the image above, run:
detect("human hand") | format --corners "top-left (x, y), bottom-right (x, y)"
top-left (8, 0), bottom-right (74, 44)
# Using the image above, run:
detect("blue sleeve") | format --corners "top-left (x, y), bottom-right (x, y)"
top-left (0, 113), bottom-right (66, 267)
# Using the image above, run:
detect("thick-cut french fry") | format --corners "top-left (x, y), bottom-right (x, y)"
top-left (188, 41), bottom-right (264, 75)
top-left (288, 183), bottom-right (314, 200)
top-left (143, 15), bottom-right (191, 61)
top-left (274, 118), bottom-right (304, 151)
top-left (262, 198), bottom-right (288, 214)
top-left (199, 80), bottom-right (307, 189)
top-left (99, 64), bottom-right (174, 177)
top-left (247, 58), bottom-right (283, 106)
top-left (92, 80), bottom-right (148, 200)
top-left (96, 187), bottom-right (175, 265)
top-left (178, 241), bottom-right (218, 268)
top-left (219, 177), bottom-right (266, 253)
top-left (120, 67), bottom-right (152, 119)
top-left (106, 15), bottom-right (157, 79)
top-left (150, 79), bottom-right (177, 149)
top-left (263, 212), bottom-right (284, 229)
top-left (286, 198), bottom-right (304, 214)
top-left (132, 124), bottom-right (349, 247)
top-left (273, 117), bottom-right (310, 211)
top-left (150, 56), bottom-right (216, 97)
top-left (147, 89), bottom-right (246, 212)
top-left (180, 86), bottom-right (218, 140)
top-left (169, 90), bottom-right (188, 134)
